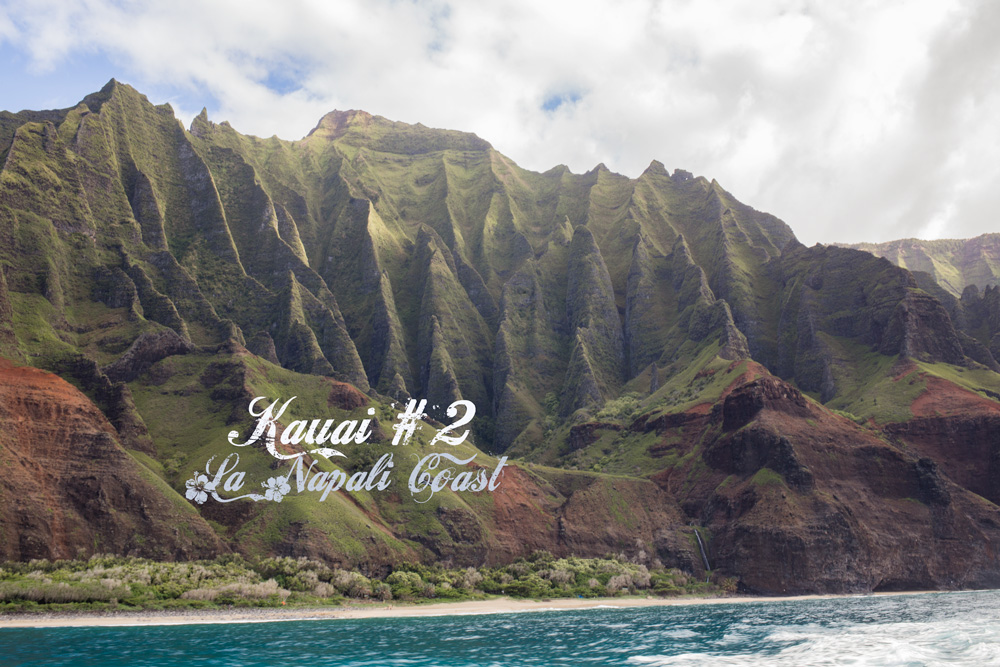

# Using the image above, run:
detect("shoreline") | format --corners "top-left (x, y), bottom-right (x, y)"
top-left (0, 590), bottom-right (948, 629)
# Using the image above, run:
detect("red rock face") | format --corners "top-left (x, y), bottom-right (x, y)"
top-left (556, 476), bottom-right (699, 572)
top-left (568, 421), bottom-right (621, 451)
top-left (0, 358), bottom-right (226, 560)
top-left (720, 376), bottom-right (812, 431)
top-left (327, 380), bottom-right (368, 410)
top-left (644, 371), bottom-right (1000, 594)
top-left (887, 375), bottom-right (1000, 504)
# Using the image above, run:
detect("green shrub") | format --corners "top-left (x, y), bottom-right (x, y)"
top-left (0, 554), bottom-right (724, 610)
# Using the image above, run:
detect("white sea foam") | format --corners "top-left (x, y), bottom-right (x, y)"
top-left (628, 613), bottom-right (1000, 666)
top-left (659, 629), bottom-right (699, 639)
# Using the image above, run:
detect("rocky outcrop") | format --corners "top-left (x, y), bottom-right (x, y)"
top-left (880, 291), bottom-right (966, 364)
top-left (704, 426), bottom-right (814, 492)
top-left (50, 354), bottom-right (157, 455)
top-left (769, 244), bottom-right (973, 402)
top-left (567, 421), bottom-right (622, 451)
top-left (103, 329), bottom-right (194, 383)
top-left (245, 330), bottom-right (280, 364)
top-left (958, 285), bottom-right (1000, 366)
top-left (720, 376), bottom-right (811, 431)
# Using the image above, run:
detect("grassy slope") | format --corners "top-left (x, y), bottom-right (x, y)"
top-left (129, 349), bottom-right (506, 561)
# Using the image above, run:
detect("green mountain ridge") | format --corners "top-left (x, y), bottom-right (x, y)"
top-left (842, 234), bottom-right (1000, 297)
top-left (3, 80), bottom-right (1000, 594)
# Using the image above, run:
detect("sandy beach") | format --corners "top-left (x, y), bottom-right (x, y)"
top-left (0, 591), bottom-right (938, 629)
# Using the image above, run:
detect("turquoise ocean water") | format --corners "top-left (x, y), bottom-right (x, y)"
top-left (3, 590), bottom-right (1000, 666)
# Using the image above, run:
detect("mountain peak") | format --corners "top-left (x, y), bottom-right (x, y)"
top-left (80, 78), bottom-right (153, 116)
top-left (641, 159), bottom-right (669, 177)
top-left (305, 109), bottom-right (491, 154)
top-left (80, 79), bottom-right (123, 114)
top-left (189, 107), bottom-right (214, 136)
top-left (306, 109), bottom-right (381, 139)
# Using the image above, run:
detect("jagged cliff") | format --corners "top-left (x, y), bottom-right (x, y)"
top-left (2, 81), bottom-right (1000, 592)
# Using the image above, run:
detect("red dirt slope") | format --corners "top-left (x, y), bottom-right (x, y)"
top-left (0, 358), bottom-right (226, 560)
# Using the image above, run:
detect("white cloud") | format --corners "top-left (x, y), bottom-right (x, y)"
top-left (0, 10), bottom-right (15, 42)
top-left (2, 0), bottom-right (998, 245)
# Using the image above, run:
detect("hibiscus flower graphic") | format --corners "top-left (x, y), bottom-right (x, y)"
top-left (262, 476), bottom-right (292, 502)
top-left (185, 473), bottom-right (216, 504)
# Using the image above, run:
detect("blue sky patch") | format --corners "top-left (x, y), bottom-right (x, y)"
top-left (263, 68), bottom-right (304, 96)
top-left (541, 91), bottom-right (582, 113)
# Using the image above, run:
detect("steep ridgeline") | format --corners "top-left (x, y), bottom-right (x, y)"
top-left (844, 234), bottom-right (1000, 298)
top-left (3, 81), bottom-right (1000, 592)
top-left (0, 80), bottom-right (797, 451)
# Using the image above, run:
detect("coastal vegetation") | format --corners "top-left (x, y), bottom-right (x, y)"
top-left (0, 553), bottom-right (731, 613)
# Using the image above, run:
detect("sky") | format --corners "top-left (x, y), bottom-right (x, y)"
top-left (1, 0), bottom-right (998, 246)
